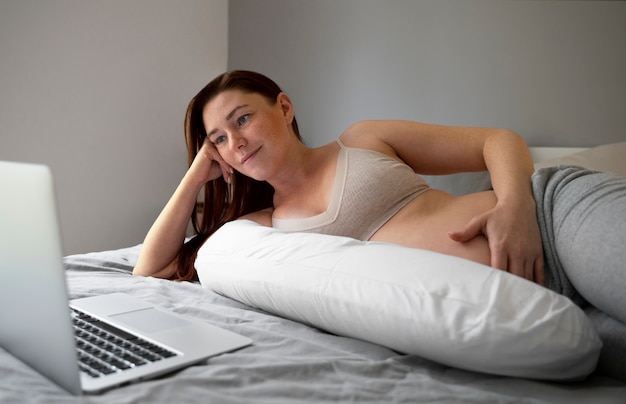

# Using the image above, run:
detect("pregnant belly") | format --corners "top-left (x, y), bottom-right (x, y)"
top-left (370, 189), bottom-right (497, 267)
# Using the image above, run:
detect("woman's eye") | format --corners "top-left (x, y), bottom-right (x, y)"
top-left (213, 135), bottom-right (227, 145)
top-left (237, 114), bottom-right (250, 127)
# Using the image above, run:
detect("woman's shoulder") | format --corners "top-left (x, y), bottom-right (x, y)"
top-left (339, 120), bottom-right (401, 157)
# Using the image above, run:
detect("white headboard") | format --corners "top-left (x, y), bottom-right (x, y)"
top-left (426, 143), bottom-right (625, 196)
top-left (528, 147), bottom-right (588, 163)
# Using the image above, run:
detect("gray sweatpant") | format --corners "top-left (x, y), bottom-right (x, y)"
top-left (533, 166), bottom-right (626, 381)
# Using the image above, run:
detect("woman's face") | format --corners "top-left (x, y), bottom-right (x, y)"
top-left (202, 89), bottom-right (294, 181)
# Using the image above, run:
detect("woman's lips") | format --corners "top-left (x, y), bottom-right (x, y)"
top-left (241, 146), bottom-right (261, 164)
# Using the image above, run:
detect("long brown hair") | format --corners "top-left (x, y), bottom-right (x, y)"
top-left (173, 70), bottom-right (302, 281)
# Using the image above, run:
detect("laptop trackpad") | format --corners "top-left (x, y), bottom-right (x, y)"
top-left (110, 308), bottom-right (190, 334)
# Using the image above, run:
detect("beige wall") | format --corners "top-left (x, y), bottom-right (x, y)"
top-left (0, 0), bottom-right (228, 254)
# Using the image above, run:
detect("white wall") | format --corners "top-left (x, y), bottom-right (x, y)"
top-left (0, 0), bottom-right (228, 254)
top-left (228, 0), bottom-right (626, 148)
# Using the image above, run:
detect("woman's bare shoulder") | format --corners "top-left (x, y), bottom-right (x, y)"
top-left (338, 120), bottom-right (398, 157)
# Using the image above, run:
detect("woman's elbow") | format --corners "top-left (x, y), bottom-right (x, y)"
top-left (132, 265), bottom-right (152, 277)
top-left (131, 262), bottom-right (171, 278)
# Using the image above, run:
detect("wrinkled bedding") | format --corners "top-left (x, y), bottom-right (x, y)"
top-left (1, 245), bottom-right (625, 403)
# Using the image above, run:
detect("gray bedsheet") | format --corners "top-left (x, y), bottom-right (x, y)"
top-left (1, 246), bottom-right (625, 403)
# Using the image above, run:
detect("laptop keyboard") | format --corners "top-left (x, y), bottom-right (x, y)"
top-left (71, 308), bottom-right (178, 378)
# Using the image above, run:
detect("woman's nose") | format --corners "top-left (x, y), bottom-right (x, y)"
top-left (231, 132), bottom-right (247, 150)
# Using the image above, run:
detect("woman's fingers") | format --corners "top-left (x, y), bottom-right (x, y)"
top-left (193, 139), bottom-right (233, 183)
top-left (449, 209), bottom-right (545, 285)
top-left (448, 217), bottom-right (484, 243)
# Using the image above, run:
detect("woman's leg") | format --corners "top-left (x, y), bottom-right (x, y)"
top-left (550, 169), bottom-right (626, 324)
top-left (534, 166), bottom-right (626, 381)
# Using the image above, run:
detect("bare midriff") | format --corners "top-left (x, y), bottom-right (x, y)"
top-left (370, 189), bottom-right (497, 267)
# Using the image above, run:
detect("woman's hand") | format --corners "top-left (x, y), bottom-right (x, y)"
top-left (448, 198), bottom-right (545, 285)
top-left (188, 138), bottom-right (233, 186)
top-left (133, 139), bottom-right (233, 279)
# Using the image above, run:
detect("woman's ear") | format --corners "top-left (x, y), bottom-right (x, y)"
top-left (277, 92), bottom-right (294, 125)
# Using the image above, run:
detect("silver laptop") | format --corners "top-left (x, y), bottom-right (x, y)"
top-left (0, 160), bottom-right (252, 395)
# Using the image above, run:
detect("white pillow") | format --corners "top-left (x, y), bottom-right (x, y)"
top-left (534, 141), bottom-right (626, 177)
top-left (196, 220), bottom-right (601, 381)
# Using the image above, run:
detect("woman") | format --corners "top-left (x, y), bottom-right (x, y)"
top-left (134, 70), bottom-right (625, 379)
top-left (134, 70), bottom-right (543, 283)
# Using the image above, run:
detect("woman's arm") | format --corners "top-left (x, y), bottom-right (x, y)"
top-left (447, 131), bottom-right (544, 285)
top-left (339, 120), bottom-right (525, 173)
top-left (340, 120), bottom-right (544, 284)
top-left (133, 140), bottom-right (232, 278)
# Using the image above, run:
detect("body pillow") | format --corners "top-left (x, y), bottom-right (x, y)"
top-left (196, 220), bottom-right (601, 381)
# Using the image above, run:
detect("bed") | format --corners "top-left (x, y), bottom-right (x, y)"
top-left (1, 143), bottom-right (625, 403)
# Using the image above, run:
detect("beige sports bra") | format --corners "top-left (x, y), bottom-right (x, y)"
top-left (272, 140), bottom-right (431, 240)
